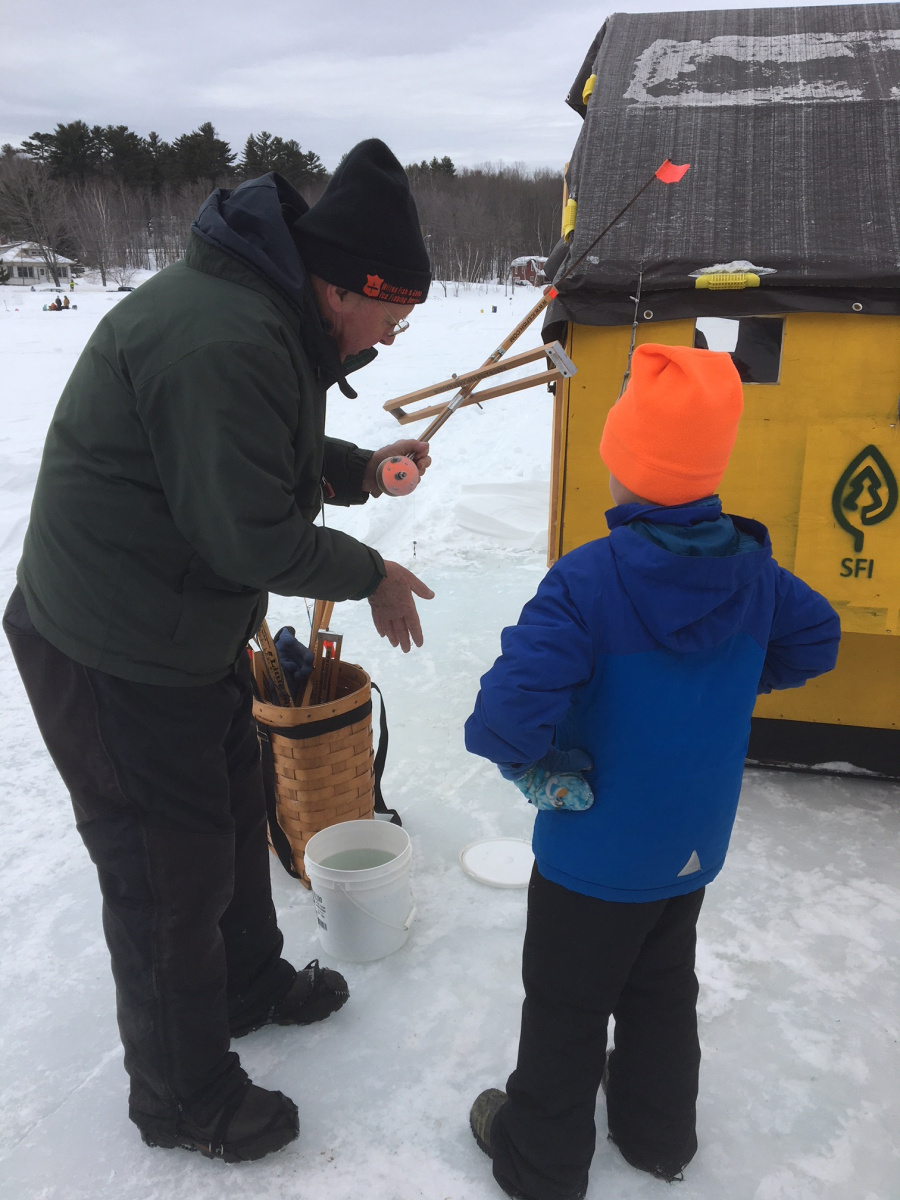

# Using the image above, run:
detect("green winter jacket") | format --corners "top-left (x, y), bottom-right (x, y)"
top-left (18, 177), bottom-right (387, 685)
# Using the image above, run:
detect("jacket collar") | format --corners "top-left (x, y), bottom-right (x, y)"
top-left (606, 496), bottom-right (723, 530)
top-left (190, 172), bottom-right (372, 397)
top-left (296, 277), bottom-right (377, 397)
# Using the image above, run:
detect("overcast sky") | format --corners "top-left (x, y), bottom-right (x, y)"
top-left (3, 0), bottom-right (893, 173)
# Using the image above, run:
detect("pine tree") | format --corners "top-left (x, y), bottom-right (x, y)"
top-left (241, 131), bottom-right (278, 176)
top-left (93, 125), bottom-right (154, 188)
top-left (405, 156), bottom-right (457, 182)
top-left (146, 132), bottom-right (175, 189)
top-left (19, 132), bottom-right (54, 162)
top-left (240, 133), bottom-right (327, 188)
top-left (47, 121), bottom-right (100, 184)
top-left (170, 123), bottom-right (235, 185)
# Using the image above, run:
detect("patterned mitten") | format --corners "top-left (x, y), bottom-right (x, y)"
top-left (499, 748), bottom-right (594, 812)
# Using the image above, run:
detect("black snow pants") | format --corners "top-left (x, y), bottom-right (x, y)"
top-left (490, 866), bottom-right (705, 1200)
top-left (3, 586), bottom-right (295, 1127)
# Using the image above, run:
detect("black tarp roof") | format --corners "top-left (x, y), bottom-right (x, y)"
top-left (547, 3), bottom-right (900, 328)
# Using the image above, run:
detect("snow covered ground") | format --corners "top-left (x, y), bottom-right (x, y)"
top-left (0, 278), bottom-right (897, 1200)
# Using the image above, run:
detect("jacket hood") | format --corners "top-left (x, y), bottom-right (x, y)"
top-left (192, 172), bottom-right (310, 310)
top-left (606, 498), bottom-right (771, 653)
top-left (191, 172), bottom-right (371, 398)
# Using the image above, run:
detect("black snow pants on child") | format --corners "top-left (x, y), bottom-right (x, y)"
top-left (3, 586), bottom-right (295, 1128)
top-left (490, 866), bottom-right (705, 1200)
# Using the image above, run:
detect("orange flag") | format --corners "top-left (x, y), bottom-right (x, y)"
top-left (655, 159), bottom-right (691, 184)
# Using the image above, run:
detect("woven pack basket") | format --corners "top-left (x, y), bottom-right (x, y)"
top-left (254, 661), bottom-right (398, 888)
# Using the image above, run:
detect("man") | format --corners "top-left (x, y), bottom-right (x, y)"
top-left (3, 139), bottom-right (433, 1162)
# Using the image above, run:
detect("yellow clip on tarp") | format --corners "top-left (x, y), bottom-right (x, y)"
top-left (582, 74), bottom-right (597, 104)
top-left (694, 273), bottom-right (761, 290)
top-left (562, 198), bottom-right (577, 242)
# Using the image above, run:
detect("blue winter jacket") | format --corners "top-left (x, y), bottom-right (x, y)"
top-left (464, 499), bottom-right (841, 902)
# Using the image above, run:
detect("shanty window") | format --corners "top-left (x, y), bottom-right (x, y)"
top-left (694, 317), bottom-right (783, 384)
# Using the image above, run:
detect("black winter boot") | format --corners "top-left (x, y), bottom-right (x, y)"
top-left (470, 1088), bottom-right (508, 1159)
top-left (470, 1090), bottom-right (588, 1200)
top-left (231, 960), bottom-right (349, 1037)
top-left (137, 1080), bottom-right (299, 1162)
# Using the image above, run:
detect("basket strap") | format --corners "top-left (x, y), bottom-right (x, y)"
top-left (268, 701), bottom-right (372, 740)
top-left (371, 682), bottom-right (401, 826)
top-left (257, 726), bottom-right (303, 880)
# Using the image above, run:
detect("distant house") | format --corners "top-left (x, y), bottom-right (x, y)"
top-left (0, 242), bottom-right (75, 286)
top-left (510, 255), bottom-right (547, 286)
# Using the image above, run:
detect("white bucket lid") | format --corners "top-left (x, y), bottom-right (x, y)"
top-left (459, 838), bottom-right (533, 888)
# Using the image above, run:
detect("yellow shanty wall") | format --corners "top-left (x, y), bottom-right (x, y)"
top-left (550, 313), bottom-right (900, 742)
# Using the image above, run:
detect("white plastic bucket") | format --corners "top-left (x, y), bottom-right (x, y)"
top-left (304, 820), bottom-right (415, 962)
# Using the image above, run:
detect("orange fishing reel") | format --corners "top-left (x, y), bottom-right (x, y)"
top-left (376, 455), bottom-right (420, 496)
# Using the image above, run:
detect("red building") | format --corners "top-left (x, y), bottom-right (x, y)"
top-left (510, 255), bottom-right (548, 286)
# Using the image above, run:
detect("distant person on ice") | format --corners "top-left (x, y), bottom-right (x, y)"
top-left (4, 140), bottom-right (433, 1163)
top-left (465, 344), bottom-right (840, 1200)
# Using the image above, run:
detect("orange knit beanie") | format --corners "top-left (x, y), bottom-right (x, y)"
top-left (599, 343), bottom-right (743, 505)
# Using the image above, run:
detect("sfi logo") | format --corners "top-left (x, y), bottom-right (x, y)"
top-left (362, 274), bottom-right (384, 298)
top-left (831, 445), bottom-right (898, 553)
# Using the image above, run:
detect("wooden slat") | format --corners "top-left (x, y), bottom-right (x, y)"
top-left (390, 370), bottom-right (562, 426)
top-left (382, 345), bottom-right (549, 412)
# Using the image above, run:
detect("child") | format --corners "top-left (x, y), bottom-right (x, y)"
top-left (464, 344), bottom-right (841, 1200)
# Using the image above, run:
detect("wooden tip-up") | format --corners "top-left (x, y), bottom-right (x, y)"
top-left (381, 289), bottom-right (569, 438)
top-left (299, 599), bottom-right (337, 708)
top-left (383, 345), bottom-right (553, 413)
top-left (255, 619), bottom-right (293, 707)
top-left (383, 340), bottom-right (577, 436)
top-left (253, 600), bottom-right (342, 710)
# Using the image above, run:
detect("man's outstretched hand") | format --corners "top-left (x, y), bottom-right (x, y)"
top-left (368, 561), bottom-right (434, 652)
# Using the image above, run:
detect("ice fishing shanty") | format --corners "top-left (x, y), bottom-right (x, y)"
top-left (542, 3), bottom-right (900, 776)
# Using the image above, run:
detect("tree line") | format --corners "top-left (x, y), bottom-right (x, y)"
top-left (0, 120), bottom-right (563, 288)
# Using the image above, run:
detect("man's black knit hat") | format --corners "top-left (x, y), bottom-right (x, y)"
top-left (292, 139), bottom-right (431, 305)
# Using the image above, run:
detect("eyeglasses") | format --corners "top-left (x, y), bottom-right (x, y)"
top-left (378, 300), bottom-right (410, 337)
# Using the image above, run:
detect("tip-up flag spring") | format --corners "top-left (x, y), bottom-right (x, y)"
top-left (655, 160), bottom-right (690, 184)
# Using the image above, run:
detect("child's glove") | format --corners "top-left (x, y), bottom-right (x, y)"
top-left (498, 748), bottom-right (594, 812)
top-left (274, 626), bottom-right (314, 700)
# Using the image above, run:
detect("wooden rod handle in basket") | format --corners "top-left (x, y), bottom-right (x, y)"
top-left (307, 599), bottom-right (335, 648)
top-left (300, 599), bottom-right (336, 707)
top-left (256, 619), bottom-right (293, 707)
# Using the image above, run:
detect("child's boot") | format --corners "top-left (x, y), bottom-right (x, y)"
top-left (469, 1089), bottom-right (588, 1200)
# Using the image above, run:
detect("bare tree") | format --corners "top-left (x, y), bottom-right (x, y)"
top-left (409, 164), bottom-right (562, 286)
top-left (69, 180), bottom-right (119, 286)
top-left (0, 157), bottom-right (71, 285)
top-left (145, 182), bottom-right (207, 268)
top-left (107, 260), bottom-right (139, 289)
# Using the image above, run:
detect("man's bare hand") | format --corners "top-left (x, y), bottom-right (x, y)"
top-left (368, 560), bottom-right (434, 651)
top-left (363, 440), bottom-right (431, 495)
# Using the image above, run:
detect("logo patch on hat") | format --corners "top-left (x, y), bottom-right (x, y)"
top-left (380, 284), bottom-right (424, 304)
top-left (361, 273), bottom-right (424, 304)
